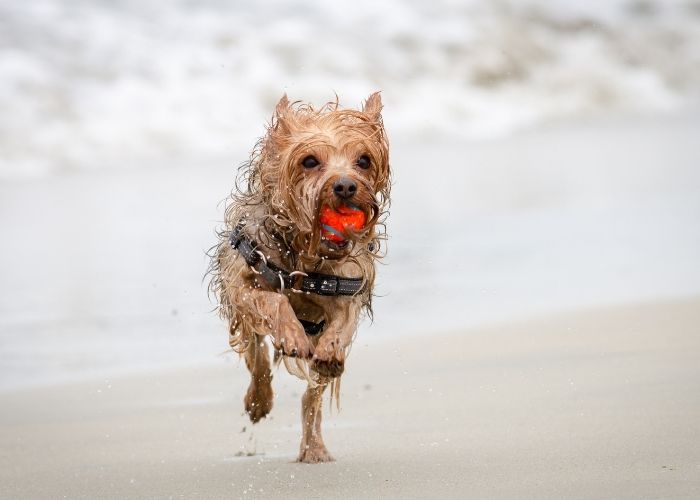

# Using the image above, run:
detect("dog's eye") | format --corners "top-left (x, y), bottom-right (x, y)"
top-left (357, 155), bottom-right (371, 169)
top-left (301, 155), bottom-right (319, 169)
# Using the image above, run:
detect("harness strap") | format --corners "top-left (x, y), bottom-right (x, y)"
top-left (230, 225), bottom-right (365, 298)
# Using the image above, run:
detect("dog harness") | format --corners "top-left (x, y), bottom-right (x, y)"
top-left (229, 225), bottom-right (365, 335)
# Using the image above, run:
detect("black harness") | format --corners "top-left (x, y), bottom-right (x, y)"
top-left (229, 225), bottom-right (365, 335)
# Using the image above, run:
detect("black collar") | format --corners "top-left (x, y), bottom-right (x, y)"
top-left (229, 225), bottom-right (365, 298)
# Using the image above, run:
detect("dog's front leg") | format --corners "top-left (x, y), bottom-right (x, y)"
top-left (311, 300), bottom-right (360, 378)
top-left (297, 383), bottom-right (334, 463)
top-left (230, 286), bottom-right (314, 358)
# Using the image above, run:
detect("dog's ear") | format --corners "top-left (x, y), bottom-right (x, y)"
top-left (273, 94), bottom-right (292, 134)
top-left (362, 92), bottom-right (383, 121)
top-left (275, 94), bottom-right (290, 117)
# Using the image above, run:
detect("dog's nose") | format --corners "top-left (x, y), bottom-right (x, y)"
top-left (333, 177), bottom-right (357, 199)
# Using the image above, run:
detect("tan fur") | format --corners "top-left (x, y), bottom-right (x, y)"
top-left (208, 93), bottom-right (390, 463)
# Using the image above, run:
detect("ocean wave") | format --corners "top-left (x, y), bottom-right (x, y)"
top-left (1, 0), bottom-right (699, 178)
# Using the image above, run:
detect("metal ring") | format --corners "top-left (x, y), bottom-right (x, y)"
top-left (254, 250), bottom-right (268, 265)
top-left (278, 272), bottom-right (285, 292)
top-left (287, 271), bottom-right (308, 294)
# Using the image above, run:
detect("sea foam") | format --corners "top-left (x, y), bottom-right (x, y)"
top-left (1, 0), bottom-right (699, 178)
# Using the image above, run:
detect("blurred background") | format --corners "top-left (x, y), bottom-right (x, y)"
top-left (1, 0), bottom-right (699, 390)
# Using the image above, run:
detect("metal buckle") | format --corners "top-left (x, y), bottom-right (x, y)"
top-left (302, 274), bottom-right (340, 295)
top-left (319, 278), bottom-right (338, 295)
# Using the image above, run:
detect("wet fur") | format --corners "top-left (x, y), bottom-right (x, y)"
top-left (208, 93), bottom-right (390, 462)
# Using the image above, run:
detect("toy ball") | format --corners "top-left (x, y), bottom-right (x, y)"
top-left (320, 204), bottom-right (366, 242)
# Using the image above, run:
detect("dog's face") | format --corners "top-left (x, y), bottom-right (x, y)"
top-left (259, 93), bottom-right (390, 258)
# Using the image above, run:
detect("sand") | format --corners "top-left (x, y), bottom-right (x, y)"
top-left (2, 298), bottom-right (699, 499)
top-left (1, 110), bottom-right (699, 498)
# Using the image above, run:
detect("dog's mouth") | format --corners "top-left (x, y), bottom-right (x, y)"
top-left (306, 177), bottom-right (379, 257)
top-left (322, 238), bottom-right (350, 251)
top-left (319, 203), bottom-right (366, 243)
top-left (315, 202), bottom-right (376, 258)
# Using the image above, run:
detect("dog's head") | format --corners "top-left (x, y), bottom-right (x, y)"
top-left (255, 93), bottom-right (390, 259)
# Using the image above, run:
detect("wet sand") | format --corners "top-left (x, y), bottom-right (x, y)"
top-left (2, 298), bottom-right (699, 499)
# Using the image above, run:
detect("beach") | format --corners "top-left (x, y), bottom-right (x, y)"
top-left (1, 110), bottom-right (700, 498)
top-left (3, 1), bottom-right (700, 497)
top-left (2, 298), bottom-right (699, 499)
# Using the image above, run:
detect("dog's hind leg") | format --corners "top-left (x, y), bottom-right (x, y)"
top-left (297, 382), bottom-right (334, 463)
top-left (243, 333), bottom-right (274, 423)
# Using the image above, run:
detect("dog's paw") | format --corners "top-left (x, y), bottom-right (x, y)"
top-left (311, 336), bottom-right (345, 378)
top-left (311, 356), bottom-right (345, 378)
top-left (297, 444), bottom-right (335, 464)
top-left (272, 320), bottom-right (314, 359)
top-left (244, 378), bottom-right (273, 424)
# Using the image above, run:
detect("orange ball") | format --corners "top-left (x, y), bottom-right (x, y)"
top-left (320, 205), bottom-right (366, 242)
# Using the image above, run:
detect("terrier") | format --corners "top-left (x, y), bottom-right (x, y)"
top-left (209, 93), bottom-right (390, 463)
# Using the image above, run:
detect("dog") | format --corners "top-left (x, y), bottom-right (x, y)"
top-left (209, 93), bottom-right (390, 463)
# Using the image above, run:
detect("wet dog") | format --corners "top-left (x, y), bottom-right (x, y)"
top-left (209, 93), bottom-right (390, 462)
